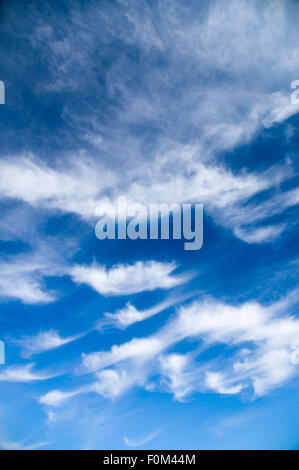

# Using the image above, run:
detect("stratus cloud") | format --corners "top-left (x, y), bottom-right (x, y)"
top-left (15, 330), bottom-right (85, 358)
top-left (0, 363), bottom-right (55, 382)
top-left (70, 261), bottom-right (188, 296)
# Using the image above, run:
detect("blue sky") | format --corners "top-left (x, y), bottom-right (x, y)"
top-left (0, 0), bottom-right (299, 450)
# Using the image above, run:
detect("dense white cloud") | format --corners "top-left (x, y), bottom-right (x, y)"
top-left (70, 260), bottom-right (187, 296)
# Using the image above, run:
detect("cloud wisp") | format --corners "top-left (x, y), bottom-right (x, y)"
top-left (0, 363), bottom-right (57, 382)
top-left (14, 330), bottom-right (86, 358)
top-left (99, 292), bottom-right (197, 329)
top-left (70, 260), bottom-right (189, 296)
top-left (40, 290), bottom-right (299, 406)
top-left (124, 429), bottom-right (161, 447)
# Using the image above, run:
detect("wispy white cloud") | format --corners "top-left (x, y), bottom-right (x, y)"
top-left (205, 409), bottom-right (260, 437)
top-left (1, 0), bottom-right (298, 249)
top-left (0, 240), bottom-right (70, 304)
top-left (0, 363), bottom-right (56, 382)
top-left (70, 260), bottom-right (188, 296)
top-left (82, 336), bottom-right (164, 372)
top-left (167, 293), bottom-right (299, 396)
top-left (0, 438), bottom-right (49, 450)
top-left (0, 155), bottom-right (115, 219)
top-left (159, 353), bottom-right (194, 401)
top-left (100, 292), bottom-right (195, 329)
top-left (124, 429), bottom-right (161, 447)
top-left (77, 290), bottom-right (299, 401)
top-left (92, 369), bottom-right (142, 399)
top-left (14, 330), bottom-right (85, 358)
top-left (2, 1), bottom-right (299, 441)
top-left (0, 258), bottom-right (55, 304)
top-left (205, 372), bottom-right (243, 395)
top-left (39, 389), bottom-right (83, 407)
top-left (234, 224), bottom-right (286, 244)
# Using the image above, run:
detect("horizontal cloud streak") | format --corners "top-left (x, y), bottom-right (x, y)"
top-left (70, 261), bottom-right (188, 296)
